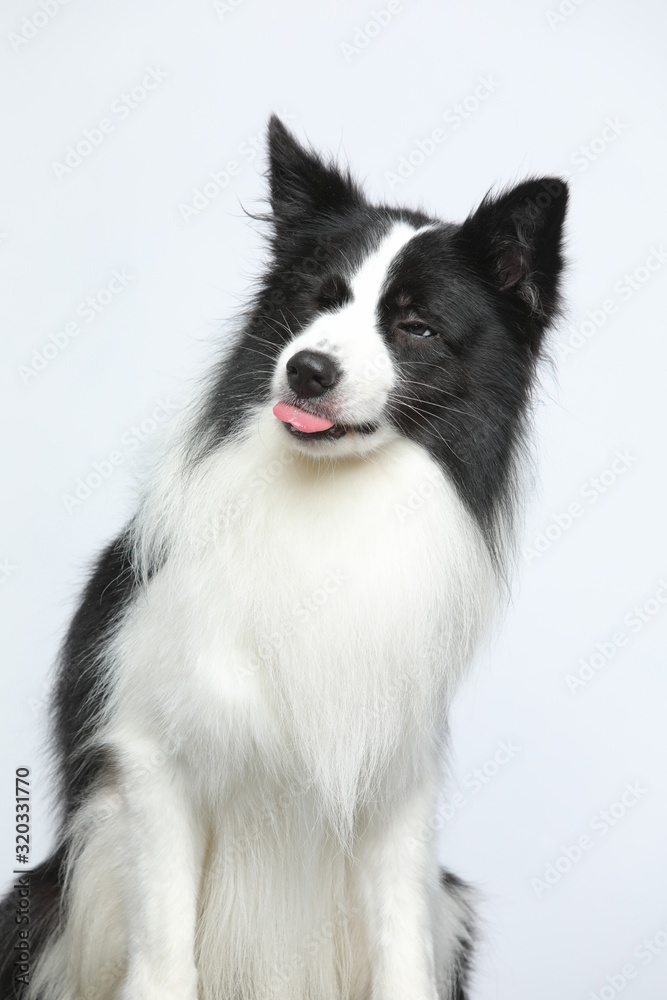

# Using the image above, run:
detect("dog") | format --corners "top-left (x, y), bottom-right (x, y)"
top-left (0, 116), bottom-right (568, 1000)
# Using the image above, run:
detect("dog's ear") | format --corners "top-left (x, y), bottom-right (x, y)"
top-left (267, 115), bottom-right (362, 223)
top-left (457, 177), bottom-right (569, 331)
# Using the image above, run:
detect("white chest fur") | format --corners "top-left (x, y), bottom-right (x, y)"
top-left (108, 411), bottom-right (498, 833)
top-left (41, 411), bottom-right (500, 1000)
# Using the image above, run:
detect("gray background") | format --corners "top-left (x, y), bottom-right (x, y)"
top-left (1, 1), bottom-right (666, 997)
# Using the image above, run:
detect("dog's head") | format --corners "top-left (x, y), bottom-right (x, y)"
top-left (210, 117), bottom-right (568, 527)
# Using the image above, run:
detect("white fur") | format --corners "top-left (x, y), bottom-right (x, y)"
top-left (30, 226), bottom-right (503, 1000)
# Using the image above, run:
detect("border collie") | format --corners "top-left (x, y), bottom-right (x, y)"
top-left (0, 116), bottom-right (567, 1000)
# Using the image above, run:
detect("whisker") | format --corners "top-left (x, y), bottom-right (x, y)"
top-left (388, 398), bottom-right (470, 465)
top-left (393, 385), bottom-right (494, 431)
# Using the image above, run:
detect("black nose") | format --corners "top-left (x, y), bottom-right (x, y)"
top-left (286, 350), bottom-right (340, 399)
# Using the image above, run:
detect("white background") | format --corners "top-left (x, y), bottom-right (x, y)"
top-left (1, 1), bottom-right (666, 997)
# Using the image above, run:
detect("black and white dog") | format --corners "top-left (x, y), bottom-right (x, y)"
top-left (0, 117), bottom-right (567, 1000)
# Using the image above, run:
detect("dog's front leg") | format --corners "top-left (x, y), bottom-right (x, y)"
top-left (357, 775), bottom-right (441, 1000)
top-left (115, 740), bottom-right (203, 1000)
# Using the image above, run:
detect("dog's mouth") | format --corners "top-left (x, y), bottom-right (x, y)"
top-left (273, 402), bottom-right (377, 441)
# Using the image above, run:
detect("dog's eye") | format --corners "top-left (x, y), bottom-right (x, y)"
top-left (316, 274), bottom-right (352, 312)
top-left (397, 320), bottom-right (435, 338)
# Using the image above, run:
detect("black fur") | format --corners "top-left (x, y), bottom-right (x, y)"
top-left (0, 850), bottom-right (65, 1000)
top-left (440, 869), bottom-right (475, 999)
top-left (52, 530), bottom-right (141, 819)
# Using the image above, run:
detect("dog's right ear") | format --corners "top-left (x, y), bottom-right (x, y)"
top-left (267, 116), bottom-right (362, 224)
top-left (457, 177), bottom-right (569, 324)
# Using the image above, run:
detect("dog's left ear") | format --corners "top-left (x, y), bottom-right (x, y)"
top-left (457, 177), bottom-right (569, 331)
top-left (267, 115), bottom-right (362, 224)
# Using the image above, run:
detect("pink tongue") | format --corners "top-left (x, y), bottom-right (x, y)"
top-left (273, 402), bottom-right (335, 434)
